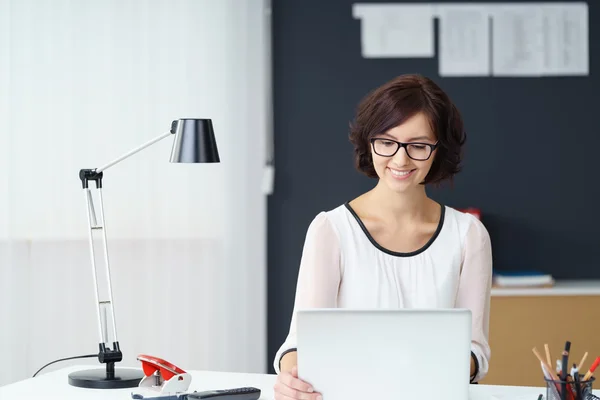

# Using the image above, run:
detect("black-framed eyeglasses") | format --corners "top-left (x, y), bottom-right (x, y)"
top-left (370, 138), bottom-right (438, 161)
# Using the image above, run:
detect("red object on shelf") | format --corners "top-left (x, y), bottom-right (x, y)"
top-left (458, 207), bottom-right (481, 220)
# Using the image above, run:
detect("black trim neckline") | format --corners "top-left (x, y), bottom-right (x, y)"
top-left (343, 201), bottom-right (445, 257)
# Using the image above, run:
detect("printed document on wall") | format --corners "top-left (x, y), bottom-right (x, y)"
top-left (542, 3), bottom-right (588, 76)
top-left (353, 4), bottom-right (435, 58)
top-left (492, 5), bottom-right (544, 76)
top-left (492, 3), bottom-right (588, 76)
top-left (438, 5), bottom-right (491, 76)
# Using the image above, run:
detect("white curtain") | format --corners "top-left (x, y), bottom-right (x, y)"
top-left (0, 0), bottom-right (269, 386)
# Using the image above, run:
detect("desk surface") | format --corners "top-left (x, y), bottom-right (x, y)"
top-left (1, 365), bottom-right (597, 400)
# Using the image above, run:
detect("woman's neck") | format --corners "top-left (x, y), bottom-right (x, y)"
top-left (366, 180), bottom-right (433, 224)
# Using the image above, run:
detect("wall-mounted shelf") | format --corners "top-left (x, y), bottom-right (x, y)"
top-left (491, 280), bottom-right (600, 297)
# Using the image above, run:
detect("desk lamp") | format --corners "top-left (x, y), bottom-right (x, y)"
top-left (68, 119), bottom-right (220, 389)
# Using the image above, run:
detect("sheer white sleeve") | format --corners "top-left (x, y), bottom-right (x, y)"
top-left (272, 212), bottom-right (342, 374)
top-left (457, 216), bottom-right (493, 382)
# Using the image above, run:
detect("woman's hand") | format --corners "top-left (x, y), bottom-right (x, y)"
top-left (274, 366), bottom-right (322, 400)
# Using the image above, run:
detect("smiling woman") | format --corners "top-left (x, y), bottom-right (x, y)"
top-left (272, 74), bottom-right (493, 400)
top-left (349, 74), bottom-right (465, 187)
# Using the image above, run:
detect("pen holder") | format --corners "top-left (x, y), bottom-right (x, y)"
top-left (545, 376), bottom-right (598, 400)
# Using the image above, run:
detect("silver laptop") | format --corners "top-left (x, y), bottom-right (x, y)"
top-left (296, 308), bottom-right (472, 400)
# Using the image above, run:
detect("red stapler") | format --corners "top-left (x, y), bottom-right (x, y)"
top-left (136, 354), bottom-right (191, 395)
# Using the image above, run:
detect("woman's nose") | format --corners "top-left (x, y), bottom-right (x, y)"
top-left (392, 146), bottom-right (411, 166)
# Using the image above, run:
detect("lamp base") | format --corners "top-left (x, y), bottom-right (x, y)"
top-left (68, 367), bottom-right (144, 389)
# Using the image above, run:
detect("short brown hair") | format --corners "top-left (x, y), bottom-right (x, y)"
top-left (349, 74), bottom-right (466, 185)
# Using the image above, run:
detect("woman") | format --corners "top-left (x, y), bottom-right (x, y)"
top-left (273, 74), bottom-right (492, 400)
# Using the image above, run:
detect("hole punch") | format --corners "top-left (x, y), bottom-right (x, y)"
top-left (135, 354), bottom-right (192, 395)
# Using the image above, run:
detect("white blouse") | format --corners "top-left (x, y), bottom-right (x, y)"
top-left (273, 202), bottom-right (493, 382)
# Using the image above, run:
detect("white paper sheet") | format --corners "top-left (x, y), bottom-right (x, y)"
top-left (491, 5), bottom-right (544, 76)
top-left (541, 3), bottom-right (589, 76)
top-left (491, 3), bottom-right (588, 76)
top-left (437, 5), bottom-right (491, 76)
top-left (353, 4), bottom-right (435, 58)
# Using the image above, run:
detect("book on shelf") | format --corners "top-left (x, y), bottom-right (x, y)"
top-left (492, 270), bottom-right (555, 288)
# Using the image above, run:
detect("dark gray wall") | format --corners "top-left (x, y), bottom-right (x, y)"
top-left (267, 0), bottom-right (598, 372)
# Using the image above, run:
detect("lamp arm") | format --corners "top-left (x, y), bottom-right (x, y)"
top-left (96, 130), bottom-right (173, 173)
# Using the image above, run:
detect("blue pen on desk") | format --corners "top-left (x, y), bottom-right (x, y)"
top-left (131, 393), bottom-right (186, 399)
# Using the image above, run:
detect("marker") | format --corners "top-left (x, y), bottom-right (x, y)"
top-left (582, 356), bottom-right (600, 381)
top-left (561, 342), bottom-right (571, 379)
top-left (560, 342), bottom-right (571, 400)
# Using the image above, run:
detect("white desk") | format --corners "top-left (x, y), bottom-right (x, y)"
top-left (0, 365), bottom-right (597, 400)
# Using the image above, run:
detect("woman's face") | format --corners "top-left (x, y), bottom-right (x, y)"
top-left (370, 112), bottom-right (437, 194)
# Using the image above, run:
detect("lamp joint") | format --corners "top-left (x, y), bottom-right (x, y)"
top-left (98, 342), bottom-right (123, 365)
top-left (79, 169), bottom-right (103, 189)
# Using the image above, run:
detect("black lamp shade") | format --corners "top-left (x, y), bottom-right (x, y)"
top-left (169, 119), bottom-right (220, 163)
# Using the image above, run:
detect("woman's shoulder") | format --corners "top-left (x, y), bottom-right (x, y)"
top-left (304, 204), bottom-right (341, 229)
top-left (443, 206), bottom-right (491, 244)
top-left (304, 203), bottom-right (354, 240)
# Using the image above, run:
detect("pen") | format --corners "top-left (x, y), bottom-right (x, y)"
top-left (582, 356), bottom-right (600, 381)
top-left (538, 395), bottom-right (543, 400)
